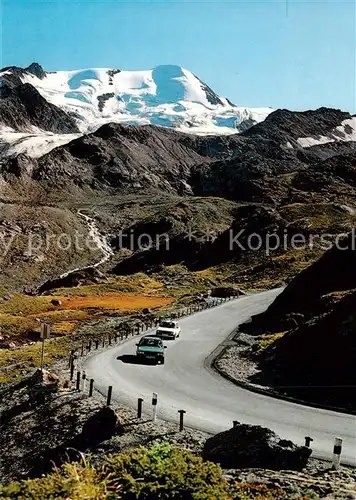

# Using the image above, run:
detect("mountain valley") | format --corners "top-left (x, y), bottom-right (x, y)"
top-left (1, 61), bottom-right (356, 428)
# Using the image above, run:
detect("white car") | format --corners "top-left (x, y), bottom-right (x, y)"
top-left (156, 320), bottom-right (181, 340)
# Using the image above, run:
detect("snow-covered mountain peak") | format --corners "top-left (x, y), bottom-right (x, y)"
top-left (22, 64), bottom-right (225, 107)
top-left (0, 62), bottom-right (274, 158)
top-left (14, 63), bottom-right (273, 135)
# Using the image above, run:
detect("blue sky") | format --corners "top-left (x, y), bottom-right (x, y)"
top-left (1, 0), bottom-right (355, 112)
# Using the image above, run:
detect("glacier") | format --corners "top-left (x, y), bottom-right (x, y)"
top-left (20, 64), bottom-right (273, 135)
top-left (0, 63), bottom-right (274, 158)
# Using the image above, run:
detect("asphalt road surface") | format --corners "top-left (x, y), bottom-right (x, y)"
top-left (84, 289), bottom-right (356, 465)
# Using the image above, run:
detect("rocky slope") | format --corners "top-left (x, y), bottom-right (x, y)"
top-left (259, 289), bottom-right (356, 411)
top-left (246, 231), bottom-right (356, 333)
top-left (2, 370), bottom-right (355, 500)
top-left (0, 65), bottom-right (79, 134)
top-left (238, 231), bottom-right (356, 410)
top-left (0, 201), bottom-right (103, 292)
top-left (2, 106), bottom-right (354, 198)
top-left (0, 105), bottom-right (356, 292)
top-left (0, 369), bottom-right (208, 484)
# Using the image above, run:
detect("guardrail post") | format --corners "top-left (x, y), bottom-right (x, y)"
top-left (76, 371), bottom-right (81, 390)
top-left (68, 350), bottom-right (74, 368)
top-left (82, 370), bottom-right (87, 391)
top-left (332, 437), bottom-right (342, 470)
top-left (305, 436), bottom-right (313, 448)
top-left (89, 378), bottom-right (94, 396)
top-left (95, 339), bottom-right (99, 349)
top-left (88, 340), bottom-right (92, 351)
top-left (70, 360), bottom-right (75, 381)
top-left (108, 334), bottom-right (112, 345)
top-left (106, 386), bottom-right (113, 406)
top-left (137, 397), bottom-right (143, 418)
top-left (102, 336), bottom-right (105, 348)
top-left (152, 392), bottom-right (158, 422)
top-left (178, 410), bottom-right (186, 431)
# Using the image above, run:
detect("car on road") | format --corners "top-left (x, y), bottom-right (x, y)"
top-left (156, 319), bottom-right (181, 340)
top-left (136, 336), bottom-right (166, 364)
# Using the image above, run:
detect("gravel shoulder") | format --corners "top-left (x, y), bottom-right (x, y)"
top-left (214, 330), bottom-right (356, 416)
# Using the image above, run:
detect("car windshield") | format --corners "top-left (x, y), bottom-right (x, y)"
top-left (139, 338), bottom-right (162, 347)
top-left (160, 321), bottom-right (175, 328)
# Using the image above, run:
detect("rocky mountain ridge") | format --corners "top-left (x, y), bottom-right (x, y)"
top-left (1, 106), bottom-right (355, 197)
top-left (0, 104), bottom-right (356, 292)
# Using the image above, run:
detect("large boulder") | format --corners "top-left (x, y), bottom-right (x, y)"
top-left (51, 299), bottom-right (62, 306)
top-left (37, 267), bottom-right (108, 294)
top-left (202, 423), bottom-right (311, 471)
top-left (81, 406), bottom-right (124, 446)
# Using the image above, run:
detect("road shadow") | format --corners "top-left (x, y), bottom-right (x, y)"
top-left (117, 354), bottom-right (156, 366)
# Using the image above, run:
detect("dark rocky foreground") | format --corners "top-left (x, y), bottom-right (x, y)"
top-left (1, 370), bottom-right (355, 498)
top-left (0, 370), bottom-right (208, 484)
top-left (236, 232), bottom-right (356, 411)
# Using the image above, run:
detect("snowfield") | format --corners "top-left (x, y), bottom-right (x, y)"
top-left (0, 126), bottom-right (81, 158)
top-left (296, 118), bottom-right (356, 148)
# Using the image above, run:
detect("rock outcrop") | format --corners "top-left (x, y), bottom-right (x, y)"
top-left (37, 267), bottom-right (108, 295)
top-left (0, 81), bottom-right (79, 134)
top-left (203, 423), bottom-right (311, 471)
top-left (246, 231), bottom-right (356, 334)
top-left (258, 289), bottom-right (356, 411)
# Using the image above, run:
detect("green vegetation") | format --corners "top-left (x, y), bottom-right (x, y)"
top-left (0, 461), bottom-right (107, 500)
top-left (254, 333), bottom-right (286, 354)
top-left (49, 274), bottom-right (165, 298)
top-left (103, 443), bottom-right (230, 499)
top-left (279, 202), bottom-right (356, 232)
top-left (0, 444), bottom-right (230, 499)
top-left (0, 443), bottom-right (293, 499)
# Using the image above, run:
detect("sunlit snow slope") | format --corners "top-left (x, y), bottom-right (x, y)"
top-left (20, 64), bottom-right (273, 135)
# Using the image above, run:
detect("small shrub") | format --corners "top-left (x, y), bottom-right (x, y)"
top-left (102, 442), bottom-right (231, 499)
top-left (0, 462), bottom-right (109, 500)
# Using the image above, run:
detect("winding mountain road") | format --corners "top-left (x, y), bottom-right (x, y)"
top-left (84, 289), bottom-right (356, 465)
